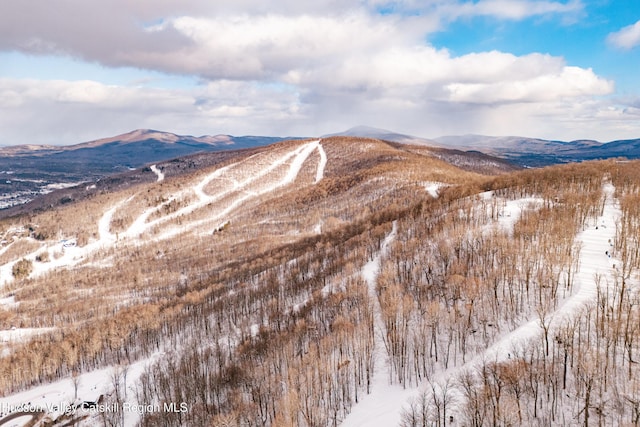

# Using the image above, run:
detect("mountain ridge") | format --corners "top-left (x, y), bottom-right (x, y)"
top-left (3, 125), bottom-right (640, 211)
top-left (0, 128), bottom-right (295, 156)
top-left (328, 126), bottom-right (640, 166)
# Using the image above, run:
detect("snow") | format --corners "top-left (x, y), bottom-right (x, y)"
top-left (423, 182), bottom-right (444, 198)
top-left (0, 242), bottom-right (14, 258)
top-left (250, 324), bottom-right (260, 337)
top-left (341, 222), bottom-right (420, 427)
top-left (0, 296), bottom-right (17, 309)
top-left (341, 182), bottom-right (621, 426)
top-left (126, 140), bottom-right (322, 240)
top-left (483, 183), bottom-right (618, 362)
top-left (0, 139), bottom-right (330, 421)
top-left (1, 140), bottom-right (328, 287)
top-left (0, 327), bottom-right (55, 343)
top-left (44, 182), bottom-right (79, 191)
top-left (149, 164), bottom-right (164, 182)
top-left (2, 413), bottom-right (36, 426)
top-left (0, 352), bottom-right (163, 426)
top-left (316, 141), bottom-right (327, 183)
top-left (493, 196), bottom-right (543, 234)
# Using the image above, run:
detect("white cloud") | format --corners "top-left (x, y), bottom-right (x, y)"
top-left (445, 66), bottom-right (613, 104)
top-left (607, 20), bottom-right (640, 50)
top-left (0, 73), bottom-right (636, 145)
top-left (0, 1), bottom-right (584, 77)
top-left (0, 78), bottom-right (304, 145)
top-left (445, 0), bottom-right (583, 20)
top-left (286, 46), bottom-right (612, 107)
top-left (162, 12), bottom-right (407, 80)
top-left (0, 0), bottom-right (636, 144)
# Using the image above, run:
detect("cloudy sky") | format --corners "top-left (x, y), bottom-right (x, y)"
top-left (1, 0), bottom-right (639, 145)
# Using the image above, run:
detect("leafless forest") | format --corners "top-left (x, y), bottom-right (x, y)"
top-left (0, 137), bottom-right (639, 426)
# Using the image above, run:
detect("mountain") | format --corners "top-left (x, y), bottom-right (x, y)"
top-left (324, 125), bottom-right (441, 147)
top-left (0, 128), bottom-right (292, 160)
top-left (1, 135), bottom-right (639, 426)
top-left (0, 129), bottom-right (296, 210)
top-left (324, 127), bottom-right (518, 174)
top-left (5, 124), bottom-right (639, 213)
top-left (0, 134), bottom-right (515, 218)
top-left (434, 134), bottom-right (640, 166)
top-left (327, 127), bottom-right (640, 167)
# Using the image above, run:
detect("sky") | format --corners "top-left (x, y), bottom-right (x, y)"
top-left (0, 0), bottom-right (639, 145)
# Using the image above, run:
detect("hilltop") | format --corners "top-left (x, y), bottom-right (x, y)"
top-left (0, 136), bottom-right (639, 427)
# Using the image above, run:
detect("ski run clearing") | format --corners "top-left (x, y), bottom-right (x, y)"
top-left (340, 222), bottom-right (421, 427)
top-left (149, 165), bottom-right (164, 182)
top-left (0, 140), bottom-right (326, 289)
top-left (340, 182), bottom-right (622, 426)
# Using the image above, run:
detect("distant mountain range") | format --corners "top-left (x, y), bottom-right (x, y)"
top-left (2, 126), bottom-right (639, 211)
top-left (0, 129), bottom-right (294, 210)
top-left (326, 126), bottom-right (640, 167)
top-left (0, 129), bottom-right (291, 162)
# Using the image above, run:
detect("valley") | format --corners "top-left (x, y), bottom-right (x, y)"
top-left (0, 136), bottom-right (639, 426)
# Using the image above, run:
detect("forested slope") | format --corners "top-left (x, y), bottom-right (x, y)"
top-left (0, 138), bottom-right (638, 427)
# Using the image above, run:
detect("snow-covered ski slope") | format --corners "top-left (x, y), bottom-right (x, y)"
top-left (0, 140), bottom-right (326, 288)
top-left (149, 164), bottom-right (164, 182)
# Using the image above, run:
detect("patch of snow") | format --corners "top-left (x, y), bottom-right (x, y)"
top-left (479, 190), bottom-right (494, 200)
top-left (44, 182), bottom-right (79, 191)
top-left (495, 197), bottom-right (543, 233)
top-left (423, 182), bottom-right (444, 198)
top-left (315, 142), bottom-right (327, 183)
top-left (0, 327), bottom-right (56, 344)
top-left (0, 352), bottom-right (164, 426)
top-left (0, 295), bottom-right (17, 309)
top-left (250, 324), bottom-right (260, 337)
top-left (149, 164), bottom-right (164, 182)
top-left (98, 196), bottom-right (134, 242)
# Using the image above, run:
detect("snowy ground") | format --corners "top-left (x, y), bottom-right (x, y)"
top-left (423, 182), bottom-right (445, 198)
top-left (0, 140), bottom-right (327, 290)
top-left (490, 196), bottom-right (544, 234)
top-left (149, 165), bottom-right (164, 182)
top-left (0, 327), bottom-right (55, 343)
top-left (483, 182), bottom-right (618, 362)
top-left (0, 353), bottom-right (163, 426)
top-left (315, 141), bottom-right (327, 183)
top-left (339, 182), bottom-right (621, 426)
top-left (340, 222), bottom-right (417, 427)
top-left (0, 140), bottom-right (328, 425)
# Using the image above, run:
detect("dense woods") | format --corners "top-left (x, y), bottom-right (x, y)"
top-left (0, 138), bottom-right (639, 426)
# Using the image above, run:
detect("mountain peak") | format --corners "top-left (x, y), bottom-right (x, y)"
top-left (324, 125), bottom-right (401, 138)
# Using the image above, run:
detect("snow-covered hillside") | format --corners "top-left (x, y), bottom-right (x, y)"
top-left (1, 140), bottom-right (639, 427)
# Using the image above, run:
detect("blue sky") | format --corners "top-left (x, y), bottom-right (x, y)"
top-left (429, 1), bottom-right (640, 89)
top-left (0, 0), bottom-right (639, 145)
